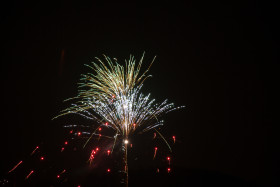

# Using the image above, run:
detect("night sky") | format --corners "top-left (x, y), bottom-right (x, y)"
top-left (1, 1), bottom-right (279, 187)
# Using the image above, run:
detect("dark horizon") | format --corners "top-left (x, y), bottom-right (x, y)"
top-left (1, 1), bottom-right (279, 186)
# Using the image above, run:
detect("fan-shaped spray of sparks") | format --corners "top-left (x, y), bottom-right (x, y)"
top-left (54, 54), bottom-right (184, 187)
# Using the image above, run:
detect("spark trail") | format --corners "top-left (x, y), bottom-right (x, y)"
top-left (8, 161), bottom-right (23, 173)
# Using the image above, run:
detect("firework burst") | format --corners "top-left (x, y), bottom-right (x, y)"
top-left (54, 53), bottom-right (184, 186)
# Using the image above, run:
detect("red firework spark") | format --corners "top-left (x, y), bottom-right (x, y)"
top-left (8, 160), bottom-right (23, 173)
top-left (25, 170), bottom-right (34, 180)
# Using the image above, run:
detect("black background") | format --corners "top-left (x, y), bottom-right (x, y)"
top-left (0, 1), bottom-right (279, 187)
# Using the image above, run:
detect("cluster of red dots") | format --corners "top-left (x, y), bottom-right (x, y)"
top-left (9, 125), bottom-right (176, 186)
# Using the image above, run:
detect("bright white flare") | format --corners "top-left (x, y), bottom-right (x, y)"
top-left (124, 139), bottom-right (129, 144)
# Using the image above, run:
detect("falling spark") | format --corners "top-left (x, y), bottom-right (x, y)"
top-left (167, 168), bottom-right (171, 173)
top-left (40, 156), bottom-right (44, 161)
top-left (172, 136), bottom-right (176, 144)
top-left (8, 161), bottom-right (23, 173)
top-left (65, 141), bottom-right (68, 145)
top-left (107, 150), bottom-right (111, 156)
top-left (167, 156), bottom-right (171, 165)
top-left (153, 147), bottom-right (158, 159)
top-left (30, 146), bottom-right (39, 155)
top-left (61, 147), bottom-right (65, 152)
top-left (153, 132), bottom-right (157, 139)
top-left (25, 170), bottom-right (34, 180)
top-left (59, 169), bottom-right (66, 175)
top-left (107, 168), bottom-right (111, 172)
top-left (57, 169), bottom-right (66, 178)
top-left (77, 132), bottom-right (81, 136)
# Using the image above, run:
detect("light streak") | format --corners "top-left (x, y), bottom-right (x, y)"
top-left (25, 170), bottom-right (34, 180)
top-left (30, 146), bottom-right (39, 155)
top-left (57, 169), bottom-right (66, 178)
top-left (153, 147), bottom-right (158, 159)
top-left (167, 156), bottom-right (171, 165)
top-left (89, 149), bottom-right (97, 164)
top-left (59, 169), bottom-right (66, 175)
top-left (153, 132), bottom-right (157, 139)
top-left (8, 161), bottom-right (23, 173)
top-left (172, 136), bottom-right (176, 144)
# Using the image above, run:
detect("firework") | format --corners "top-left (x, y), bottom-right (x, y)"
top-left (54, 54), bottom-right (184, 186)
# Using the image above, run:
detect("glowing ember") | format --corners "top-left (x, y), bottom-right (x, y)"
top-left (124, 139), bottom-right (129, 144)
top-left (167, 168), bottom-right (171, 173)
top-left (153, 147), bottom-right (158, 159)
top-left (172, 136), bottom-right (176, 143)
top-left (167, 157), bottom-right (171, 165)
